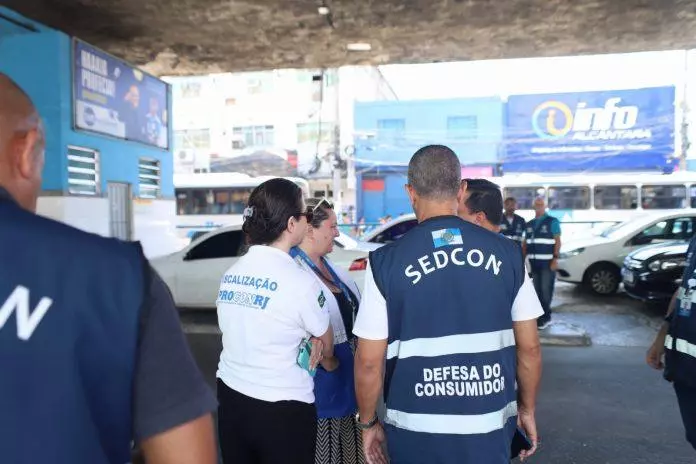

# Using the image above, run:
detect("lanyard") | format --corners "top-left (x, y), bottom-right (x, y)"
top-left (291, 247), bottom-right (359, 319)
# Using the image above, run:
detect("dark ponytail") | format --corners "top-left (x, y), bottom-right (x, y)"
top-left (242, 178), bottom-right (304, 245)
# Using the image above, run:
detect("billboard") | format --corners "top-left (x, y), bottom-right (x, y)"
top-left (73, 39), bottom-right (169, 149)
top-left (503, 87), bottom-right (675, 172)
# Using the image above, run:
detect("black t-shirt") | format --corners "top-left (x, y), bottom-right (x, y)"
top-left (132, 267), bottom-right (217, 441)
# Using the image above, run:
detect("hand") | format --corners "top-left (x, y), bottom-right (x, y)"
top-left (549, 259), bottom-right (558, 271)
top-left (308, 337), bottom-right (324, 370)
top-left (362, 422), bottom-right (388, 464)
top-left (517, 408), bottom-right (538, 461)
top-left (646, 339), bottom-right (665, 370)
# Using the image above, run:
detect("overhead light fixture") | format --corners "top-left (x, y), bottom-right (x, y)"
top-left (318, 6), bottom-right (330, 15)
top-left (346, 42), bottom-right (372, 52)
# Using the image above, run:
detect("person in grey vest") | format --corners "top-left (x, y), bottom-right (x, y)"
top-left (647, 234), bottom-right (696, 451)
top-left (353, 145), bottom-right (543, 464)
top-left (523, 196), bottom-right (561, 330)
top-left (0, 73), bottom-right (217, 463)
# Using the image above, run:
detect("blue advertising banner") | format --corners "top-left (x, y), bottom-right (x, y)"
top-left (503, 87), bottom-right (675, 172)
top-left (73, 39), bottom-right (169, 149)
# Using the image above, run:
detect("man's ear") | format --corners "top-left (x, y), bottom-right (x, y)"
top-left (405, 184), bottom-right (417, 208)
top-left (14, 128), bottom-right (41, 180)
top-left (456, 182), bottom-right (466, 204)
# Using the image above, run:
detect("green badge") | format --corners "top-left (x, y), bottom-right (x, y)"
top-left (318, 291), bottom-right (326, 308)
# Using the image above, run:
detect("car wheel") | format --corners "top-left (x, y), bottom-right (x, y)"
top-left (586, 264), bottom-right (620, 295)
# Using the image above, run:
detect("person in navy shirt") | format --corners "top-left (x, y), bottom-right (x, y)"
top-left (500, 197), bottom-right (526, 245)
top-left (458, 178), bottom-right (503, 234)
top-left (353, 145), bottom-right (542, 464)
top-left (0, 73), bottom-right (217, 464)
top-left (647, 235), bottom-right (696, 451)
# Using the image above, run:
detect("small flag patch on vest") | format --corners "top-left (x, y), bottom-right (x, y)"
top-left (318, 291), bottom-right (326, 308)
top-left (431, 228), bottom-right (463, 248)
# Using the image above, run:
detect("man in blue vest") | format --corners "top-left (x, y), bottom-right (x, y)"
top-left (500, 197), bottom-right (526, 245)
top-left (353, 145), bottom-right (543, 464)
top-left (0, 73), bottom-right (217, 463)
top-left (647, 235), bottom-right (696, 451)
top-left (523, 196), bottom-right (561, 330)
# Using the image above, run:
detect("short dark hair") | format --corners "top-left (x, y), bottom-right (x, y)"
top-left (504, 197), bottom-right (516, 204)
top-left (305, 197), bottom-right (334, 228)
top-left (464, 178), bottom-right (503, 226)
top-left (407, 145), bottom-right (461, 200)
top-left (242, 178), bottom-right (304, 245)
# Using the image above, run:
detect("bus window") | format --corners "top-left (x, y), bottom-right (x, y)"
top-left (641, 185), bottom-right (687, 209)
top-left (214, 190), bottom-right (231, 214)
top-left (191, 189), bottom-right (214, 214)
top-left (176, 189), bottom-right (190, 215)
top-left (503, 187), bottom-right (544, 209)
top-left (594, 185), bottom-right (638, 210)
top-left (690, 186), bottom-right (696, 208)
top-left (231, 188), bottom-right (253, 213)
top-left (548, 186), bottom-right (590, 210)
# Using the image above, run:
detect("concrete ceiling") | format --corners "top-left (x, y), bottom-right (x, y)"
top-left (7, 0), bottom-right (696, 76)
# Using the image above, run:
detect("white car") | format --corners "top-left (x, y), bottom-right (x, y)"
top-left (557, 211), bottom-right (696, 295)
top-left (362, 214), bottom-right (418, 244)
top-left (151, 225), bottom-right (371, 309)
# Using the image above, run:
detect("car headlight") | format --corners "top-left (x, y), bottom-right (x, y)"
top-left (559, 247), bottom-right (585, 259)
top-left (648, 258), bottom-right (686, 272)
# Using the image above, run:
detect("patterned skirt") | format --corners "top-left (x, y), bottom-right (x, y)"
top-left (315, 415), bottom-right (366, 464)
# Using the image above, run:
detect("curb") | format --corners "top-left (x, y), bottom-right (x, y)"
top-left (539, 321), bottom-right (593, 347)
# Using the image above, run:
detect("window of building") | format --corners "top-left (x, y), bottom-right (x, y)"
top-left (297, 122), bottom-right (334, 144)
top-left (547, 186), bottom-right (590, 210)
top-left (178, 82), bottom-right (202, 99)
top-left (174, 129), bottom-right (211, 150)
top-left (503, 187), bottom-right (544, 209)
top-left (641, 185), bottom-right (687, 209)
top-left (232, 125), bottom-right (275, 147)
top-left (67, 146), bottom-right (99, 196)
top-left (447, 116), bottom-right (478, 140)
top-left (594, 185), bottom-right (638, 210)
top-left (138, 158), bottom-right (161, 199)
top-left (377, 119), bottom-right (405, 144)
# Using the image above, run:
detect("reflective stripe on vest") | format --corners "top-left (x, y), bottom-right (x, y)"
top-left (665, 334), bottom-right (696, 359)
top-left (526, 217), bottom-right (555, 264)
top-left (385, 401), bottom-right (518, 435)
top-left (387, 329), bottom-right (515, 360)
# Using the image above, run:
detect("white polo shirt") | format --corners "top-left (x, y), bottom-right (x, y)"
top-left (216, 245), bottom-right (330, 403)
top-left (354, 262), bottom-right (544, 340)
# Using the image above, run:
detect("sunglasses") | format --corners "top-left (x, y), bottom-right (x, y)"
top-left (300, 198), bottom-right (334, 222)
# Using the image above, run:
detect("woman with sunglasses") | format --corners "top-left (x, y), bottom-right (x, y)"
top-left (216, 179), bottom-right (338, 464)
top-left (290, 197), bottom-right (365, 464)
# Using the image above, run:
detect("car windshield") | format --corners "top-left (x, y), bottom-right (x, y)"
top-left (600, 215), bottom-right (654, 239)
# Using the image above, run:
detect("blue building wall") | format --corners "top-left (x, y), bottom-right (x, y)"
top-left (0, 7), bottom-right (173, 197)
top-left (353, 98), bottom-right (504, 221)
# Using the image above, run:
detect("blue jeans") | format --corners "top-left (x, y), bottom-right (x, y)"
top-left (531, 265), bottom-right (555, 321)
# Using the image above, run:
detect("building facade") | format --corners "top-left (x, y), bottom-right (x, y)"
top-left (353, 97), bottom-right (505, 221)
top-left (0, 7), bottom-right (175, 258)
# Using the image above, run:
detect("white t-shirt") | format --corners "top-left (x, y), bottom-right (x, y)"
top-left (353, 262), bottom-right (544, 340)
top-left (216, 245), bottom-right (330, 403)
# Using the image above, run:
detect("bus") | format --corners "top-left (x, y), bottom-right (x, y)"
top-left (489, 171), bottom-right (696, 237)
top-left (174, 172), bottom-right (311, 241)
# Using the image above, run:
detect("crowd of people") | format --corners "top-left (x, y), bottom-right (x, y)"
top-left (3, 72), bottom-right (695, 464)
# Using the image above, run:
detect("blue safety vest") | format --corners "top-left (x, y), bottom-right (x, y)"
top-left (0, 189), bottom-right (146, 464)
top-left (525, 215), bottom-right (556, 270)
top-left (664, 236), bottom-right (696, 388)
top-left (500, 214), bottom-right (526, 244)
top-left (369, 215), bottom-right (524, 464)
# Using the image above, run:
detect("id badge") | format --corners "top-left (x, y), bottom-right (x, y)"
top-left (297, 338), bottom-right (317, 377)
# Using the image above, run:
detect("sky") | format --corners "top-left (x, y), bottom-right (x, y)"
top-left (377, 50), bottom-right (690, 100)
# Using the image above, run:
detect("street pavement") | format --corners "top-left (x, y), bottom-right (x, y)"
top-left (182, 283), bottom-right (696, 463)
